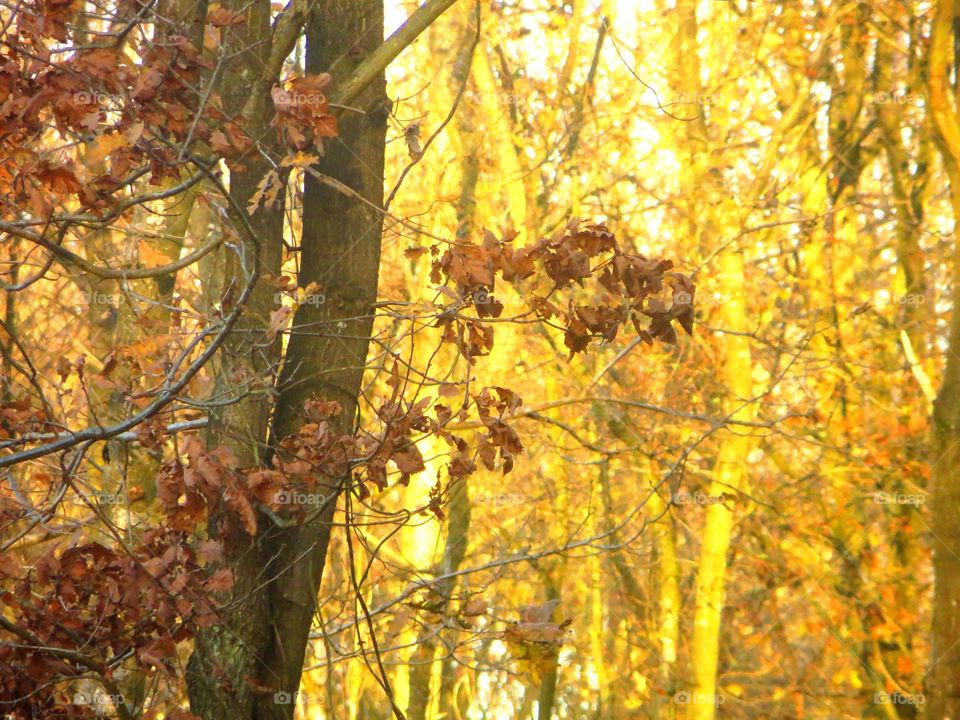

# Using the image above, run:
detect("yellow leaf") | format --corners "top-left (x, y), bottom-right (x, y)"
top-left (139, 241), bottom-right (173, 267)
top-left (86, 132), bottom-right (130, 165)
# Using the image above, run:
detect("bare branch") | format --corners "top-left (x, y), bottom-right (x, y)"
top-left (332, 0), bottom-right (461, 106)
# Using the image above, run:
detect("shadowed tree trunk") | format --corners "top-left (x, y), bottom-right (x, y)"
top-left (184, 0), bottom-right (286, 708)
top-left (253, 1), bottom-right (389, 717)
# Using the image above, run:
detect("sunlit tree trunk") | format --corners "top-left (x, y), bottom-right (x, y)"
top-left (402, 13), bottom-right (480, 720)
top-left (668, 2), bottom-right (757, 717)
top-left (687, 249), bottom-right (755, 720)
top-left (925, 1), bottom-right (960, 714)
top-left (473, 38), bottom-right (527, 235)
top-left (646, 471), bottom-right (679, 714)
top-left (601, 455), bottom-right (675, 717)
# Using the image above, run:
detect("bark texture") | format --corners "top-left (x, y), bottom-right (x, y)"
top-left (185, 0), bottom-right (288, 714)
top-left (927, 2), bottom-right (960, 714)
top-left (254, 1), bottom-right (389, 716)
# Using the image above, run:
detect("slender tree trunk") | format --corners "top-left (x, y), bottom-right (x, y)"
top-left (668, 2), bottom-right (757, 717)
top-left (407, 478), bottom-right (472, 720)
top-left (926, 3), bottom-right (960, 714)
top-left (687, 251), bottom-right (755, 720)
top-left (435, 481), bottom-right (473, 719)
top-left (253, 2), bottom-right (389, 716)
top-left (534, 577), bottom-right (560, 720)
top-left (592, 406), bottom-right (675, 713)
top-left (875, 8), bottom-right (929, 701)
top-left (185, 0), bottom-right (286, 714)
top-left (928, 172), bottom-right (960, 718)
top-left (406, 12), bottom-right (480, 718)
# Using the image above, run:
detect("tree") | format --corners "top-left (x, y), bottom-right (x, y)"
top-left (925, 0), bottom-right (960, 714)
top-left (6, 1), bottom-right (951, 718)
top-left (0, 0), bottom-right (692, 717)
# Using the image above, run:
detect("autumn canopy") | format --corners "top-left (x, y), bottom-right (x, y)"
top-left (0, 0), bottom-right (955, 719)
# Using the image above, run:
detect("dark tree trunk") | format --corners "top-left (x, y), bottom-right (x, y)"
top-left (183, 0), bottom-right (471, 715)
top-left (253, 1), bottom-right (388, 717)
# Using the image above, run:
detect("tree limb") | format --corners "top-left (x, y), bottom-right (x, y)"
top-left (331, 0), bottom-right (462, 106)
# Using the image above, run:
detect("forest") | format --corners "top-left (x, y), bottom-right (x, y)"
top-left (0, 0), bottom-right (954, 718)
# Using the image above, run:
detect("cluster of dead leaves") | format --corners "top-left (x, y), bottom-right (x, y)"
top-left (430, 219), bottom-right (694, 359)
top-left (271, 74), bottom-right (338, 151)
top-left (157, 435), bottom-right (281, 537)
top-left (0, 29), bottom-right (211, 218)
top-left (0, 398), bottom-right (51, 440)
top-left (0, 531), bottom-right (225, 715)
top-left (179, 372), bottom-right (529, 530)
top-left (473, 386), bottom-right (524, 474)
top-left (501, 600), bottom-right (572, 687)
top-left (0, 4), bottom-right (317, 222)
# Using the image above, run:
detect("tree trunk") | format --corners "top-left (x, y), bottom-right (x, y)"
top-left (926, 3), bottom-right (960, 714)
top-left (253, 1), bottom-right (389, 717)
top-left (406, 12), bottom-right (480, 718)
top-left (184, 0), bottom-right (468, 715)
top-left (185, 0), bottom-right (286, 714)
top-left (668, 2), bottom-right (757, 717)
